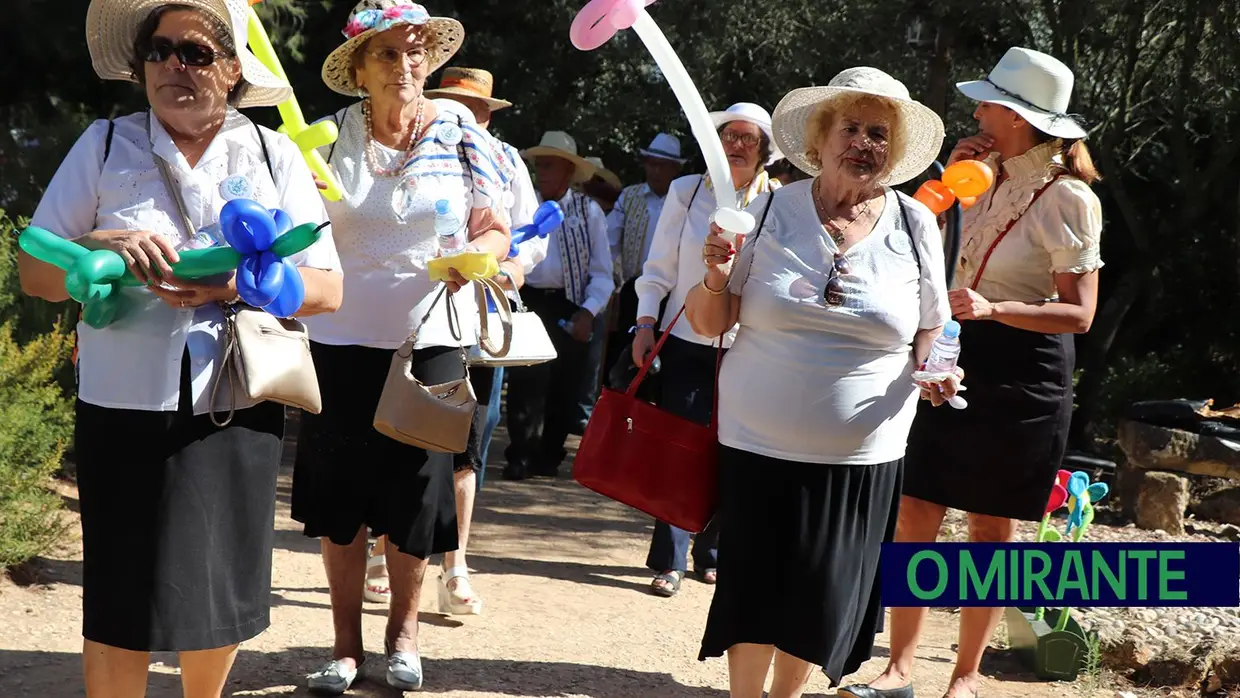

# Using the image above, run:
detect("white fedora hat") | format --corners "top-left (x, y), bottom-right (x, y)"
top-left (584, 157), bottom-right (623, 189)
top-left (639, 133), bottom-right (687, 164)
top-left (321, 0), bottom-right (464, 97)
top-left (710, 102), bottom-right (782, 165)
top-left (956, 47), bottom-right (1087, 140)
top-left (772, 67), bottom-right (945, 185)
top-left (521, 131), bottom-right (599, 183)
top-left (85, 0), bottom-right (292, 108)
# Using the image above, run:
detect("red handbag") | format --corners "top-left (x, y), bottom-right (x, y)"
top-left (573, 304), bottom-right (723, 533)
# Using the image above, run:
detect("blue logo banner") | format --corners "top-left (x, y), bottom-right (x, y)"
top-left (879, 543), bottom-right (1239, 607)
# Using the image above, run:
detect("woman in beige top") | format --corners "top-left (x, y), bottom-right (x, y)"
top-left (840, 48), bottom-right (1103, 698)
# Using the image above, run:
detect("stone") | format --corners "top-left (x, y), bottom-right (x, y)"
top-left (1134, 471), bottom-right (1191, 535)
top-left (1136, 646), bottom-right (1209, 687)
top-left (1213, 652), bottom-right (1240, 686)
top-left (1221, 524), bottom-right (1240, 540)
top-left (1100, 629), bottom-right (1155, 673)
top-left (1118, 419), bottom-right (1240, 480)
top-left (1193, 488), bottom-right (1240, 526)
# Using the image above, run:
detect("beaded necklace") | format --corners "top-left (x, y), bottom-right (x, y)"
top-left (361, 98), bottom-right (424, 178)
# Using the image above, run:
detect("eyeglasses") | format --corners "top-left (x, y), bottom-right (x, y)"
top-left (141, 37), bottom-right (221, 67)
top-left (721, 130), bottom-right (761, 148)
top-left (367, 46), bottom-right (430, 66)
top-left (824, 253), bottom-right (850, 306)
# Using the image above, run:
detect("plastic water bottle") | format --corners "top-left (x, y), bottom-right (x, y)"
top-left (177, 221), bottom-right (225, 251)
top-left (925, 320), bottom-right (962, 374)
top-left (434, 199), bottom-right (465, 256)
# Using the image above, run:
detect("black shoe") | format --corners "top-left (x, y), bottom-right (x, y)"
top-left (837, 685), bottom-right (915, 698)
top-left (503, 461), bottom-right (529, 481)
top-left (531, 462), bottom-right (561, 478)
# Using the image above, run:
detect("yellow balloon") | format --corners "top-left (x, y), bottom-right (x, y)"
top-left (246, 6), bottom-right (344, 202)
top-left (428, 251), bottom-right (500, 282)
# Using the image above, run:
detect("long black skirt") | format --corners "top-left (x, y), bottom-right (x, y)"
top-left (291, 341), bottom-right (459, 559)
top-left (699, 445), bottom-right (902, 687)
top-left (902, 319), bottom-right (1074, 521)
top-left (76, 354), bottom-right (285, 652)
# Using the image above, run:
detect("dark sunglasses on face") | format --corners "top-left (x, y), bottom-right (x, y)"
top-left (142, 37), bottom-right (222, 67)
top-left (824, 253), bottom-right (850, 307)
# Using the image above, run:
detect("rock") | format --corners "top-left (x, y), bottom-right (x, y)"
top-left (1134, 471), bottom-right (1190, 535)
top-left (1212, 652), bottom-right (1240, 686)
top-left (1193, 488), bottom-right (1240, 526)
top-left (1221, 524), bottom-right (1240, 540)
top-left (1101, 629), bottom-right (1155, 673)
top-left (1206, 672), bottom-right (1223, 693)
top-left (1118, 419), bottom-right (1240, 480)
top-left (1136, 646), bottom-right (1209, 687)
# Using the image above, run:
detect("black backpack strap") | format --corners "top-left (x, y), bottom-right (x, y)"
top-left (103, 119), bottom-right (116, 163)
top-left (252, 121), bottom-right (276, 187)
top-left (894, 192), bottom-right (923, 274)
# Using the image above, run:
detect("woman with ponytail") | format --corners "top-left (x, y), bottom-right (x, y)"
top-left (840, 48), bottom-right (1104, 698)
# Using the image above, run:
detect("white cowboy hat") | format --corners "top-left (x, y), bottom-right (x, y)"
top-left (585, 157), bottom-right (623, 189)
top-left (638, 133), bottom-right (687, 164)
top-left (321, 0), bottom-right (464, 97)
top-left (956, 47), bottom-right (1088, 140)
top-left (85, 0), bottom-right (292, 108)
top-left (772, 67), bottom-right (945, 185)
top-left (710, 102), bottom-right (782, 166)
top-left (521, 131), bottom-right (599, 183)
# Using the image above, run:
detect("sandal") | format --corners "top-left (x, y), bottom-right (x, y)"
top-left (695, 567), bottom-right (718, 585)
top-left (363, 552), bottom-right (391, 604)
top-left (438, 566), bottom-right (483, 615)
top-left (384, 640), bottom-right (423, 691)
top-left (649, 570), bottom-right (683, 597)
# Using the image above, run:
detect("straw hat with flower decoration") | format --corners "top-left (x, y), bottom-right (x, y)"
top-left (321, 0), bottom-right (464, 97)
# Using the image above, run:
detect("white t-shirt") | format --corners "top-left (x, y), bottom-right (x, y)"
top-left (305, 103), bottom-right (491, 350)
top-left (30, 109), bottom-right (340, 415)
top-left (718, 180), bottom-right (951, 465)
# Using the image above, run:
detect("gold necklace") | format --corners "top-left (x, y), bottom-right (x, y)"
top-left (812, 177), bottom-right (874, 247)
top-left (362, 98), bottom-right (424, 178)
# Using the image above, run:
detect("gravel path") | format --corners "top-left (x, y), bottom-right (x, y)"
top-left (0, 427), bottom-right (1135, 697)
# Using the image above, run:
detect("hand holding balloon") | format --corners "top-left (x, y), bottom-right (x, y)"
top-left (219, 199), bottom-right (307, 316)
top-left (509, 201), bottom-right (564, 258)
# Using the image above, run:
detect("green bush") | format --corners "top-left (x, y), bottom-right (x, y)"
top-left (0, 212), bottom-right (75, 570)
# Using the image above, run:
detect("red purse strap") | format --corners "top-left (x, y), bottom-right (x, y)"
top-left (969, 173), bottom-right (1065, 291)
top-left (624, 303), bottom-right (726, 430)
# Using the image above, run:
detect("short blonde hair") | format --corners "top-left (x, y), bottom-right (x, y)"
top-left (803, 94), bottom-right (904, 182)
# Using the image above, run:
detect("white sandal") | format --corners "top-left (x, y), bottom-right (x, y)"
top-left (437, 566), bottom-right (482, 615)
top-left (364, 553), bottom-right (391, 604)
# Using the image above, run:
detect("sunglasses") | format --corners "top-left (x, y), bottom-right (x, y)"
top-left (721, 130), bottom-right (761, 148)
top-left (142, 37), bottom-right (222, 67)
top-left (824, 253), bottom-right (850, 307)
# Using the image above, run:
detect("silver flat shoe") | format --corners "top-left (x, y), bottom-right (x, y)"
top-left (306, 658), bottom-right (359, 695)
top-left (386, 650), bottom-right (423, 691)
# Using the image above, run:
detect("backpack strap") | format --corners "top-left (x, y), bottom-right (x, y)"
top-left (894, 192), bottom-right (923, 275)
top-left (252, 121), bottom-right (277, 187)
top-left (103, 120), bottom-right (116, 164)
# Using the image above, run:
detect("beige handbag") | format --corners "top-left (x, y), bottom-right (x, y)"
top-left (467, 284), bottom-right (558, 367)
top-left (471, 277), bottom-right (514, 360)
top-left (210, 304), bottom-right (322, 427)
top-left (373, 286), bottom-right (478, 453)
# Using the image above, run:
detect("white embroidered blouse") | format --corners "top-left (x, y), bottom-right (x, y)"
top-left (953, 140), bottom-right (1104, 303)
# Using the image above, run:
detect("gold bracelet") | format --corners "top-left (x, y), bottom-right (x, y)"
top-left (701, 278), bottom-right (727, 296)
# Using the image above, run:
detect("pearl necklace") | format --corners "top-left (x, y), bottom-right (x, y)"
top-left (812, 176), bottom-right (876, 247)
top-left (362, 98), bottom-right (424, 178)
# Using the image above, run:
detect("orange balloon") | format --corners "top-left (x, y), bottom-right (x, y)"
top-left (941, 160), bottom-right (994, 199)
top-left (958, 195), bottom-right (978, 210)
top-left (249, 0), bottom-right (263, 5)
top-left (914, 179), bottom-right (955, 215)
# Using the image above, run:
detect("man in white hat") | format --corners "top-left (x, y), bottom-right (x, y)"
top-left (504, 131), bottom-right (614, 481)
top-left (602, 132), bottom-right (688, 379)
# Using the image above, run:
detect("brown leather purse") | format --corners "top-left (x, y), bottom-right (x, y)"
top-left (373, 286), bottom-right (478, 453)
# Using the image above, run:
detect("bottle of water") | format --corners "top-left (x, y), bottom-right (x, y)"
top-left (924, 320), bottom-right (962, 374)
top-left (177, 222), bottom-right (225, 251)
top-left (434, 199), bottom-right (465, 257)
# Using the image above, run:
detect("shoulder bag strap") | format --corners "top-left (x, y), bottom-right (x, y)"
top-left (894, 194), bottom-right (923, 274)
top-left (252, 121), bottom-right (277, 187)
top-left (969, 174), bottom-right (1065, 291)
top-left (474, 276), bottom-right (513, 357)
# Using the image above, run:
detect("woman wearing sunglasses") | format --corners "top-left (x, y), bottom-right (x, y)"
top-left (685, 68), bottom-right (957, 698)
top-left (18, 0), bottom-right (343, 696)
top-left (291, 1), bottom-right (513, 693)
top-left (630, 102), bottom-right (781, 598)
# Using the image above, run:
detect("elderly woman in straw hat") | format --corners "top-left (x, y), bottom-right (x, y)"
top-left (841, 48), bottom-right (1103, 698)
top-left (686, 68), bottom-right (957, 697)
top-left (292, 1), bottom-right (514, 693)
top-left (17, 0), bottom-right (342, 695)
top-left (630, 102), bottom-right (782, 599)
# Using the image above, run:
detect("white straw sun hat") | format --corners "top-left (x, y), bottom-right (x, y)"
top-left (521, 131), bottom-right (599, 184)
top-left (772, 67), bottom-right (945, 185)
top-left (710, 102), bottom-right (783, 166)
top-left (955, 47), bottom-right (1088, 140)
top-left (85, 0), bottom-right (292, 108)
top-left (321, 0), bottom-right (464, 97)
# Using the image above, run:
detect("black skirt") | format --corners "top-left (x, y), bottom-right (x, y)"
top-left (291, 341), bottom-right (459, 559)
top-left (902, 319), bottom-right (1074, 521)
top-left (699, 445), bottom-right (902, 687)
top-left (75, 354), bottom-right (285, 652)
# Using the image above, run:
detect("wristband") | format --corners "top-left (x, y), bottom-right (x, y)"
top-left (701, 278), bottom-right (726, 296)
top-left (631, 323), bottom-right (655, 334)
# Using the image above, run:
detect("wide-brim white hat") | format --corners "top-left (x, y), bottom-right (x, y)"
top-left (85, 0), bottom-right (292, 108)
top-left (521, 131), bottom-right (598, 184)
top-left (710, 102), bottom-right (782, 166)
top-left (322, 0), bottom-right (464, 97)
top-left (638, 132), bottom-right (688, 164)
top-left (584, 157), bottom-right (623, 189)
top-left (956, 47), bottom-right (1087, 140)
top-left (772, 67), bottom-right (945, 185)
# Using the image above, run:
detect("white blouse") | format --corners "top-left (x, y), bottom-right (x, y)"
top-left (718, 181), bottom-right (951, 465)
top-left (306, 103), bottom-right (493, 350)
top-left (953, 141), bottom-right (1104, 302)
top-left (30, 109), bottom-right (341, 415)
top-left (634, 174), bottom-right (743, 347)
